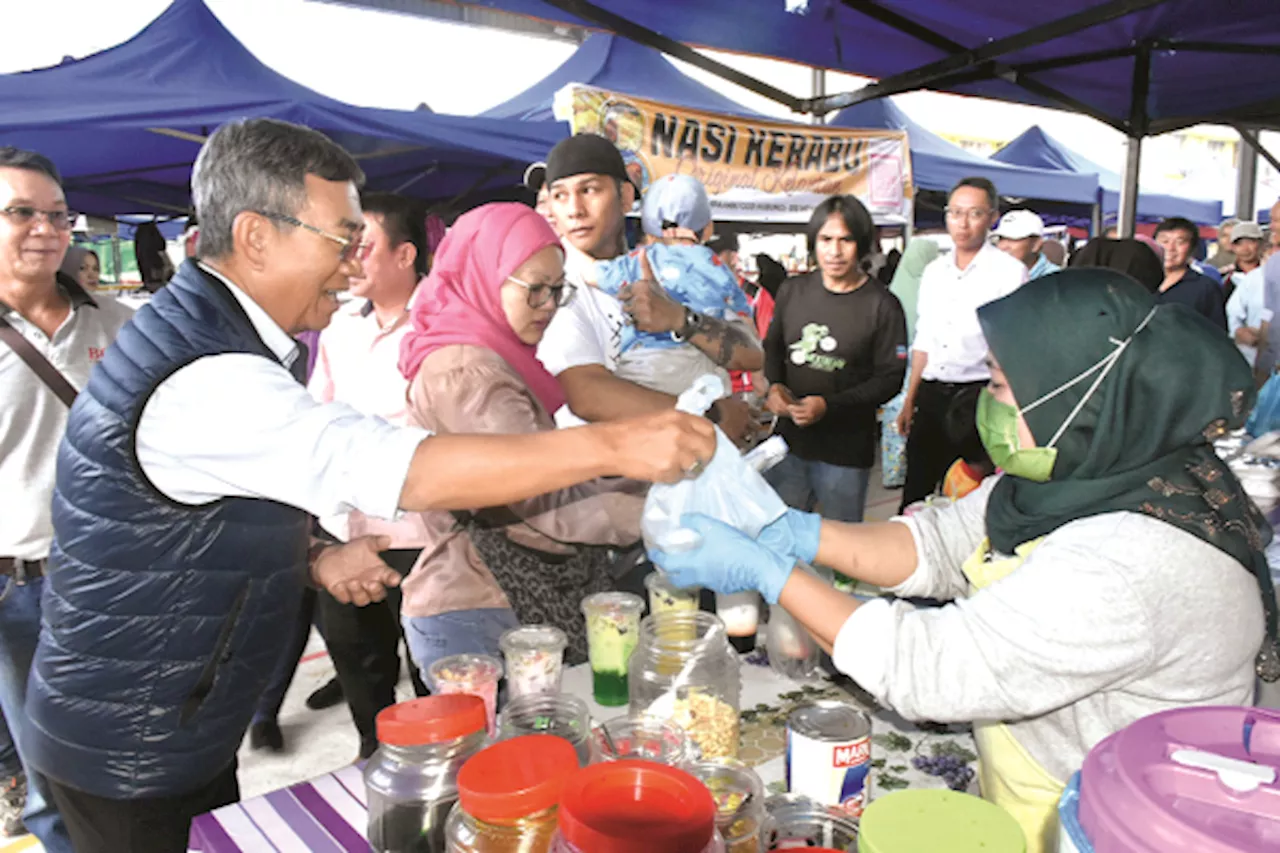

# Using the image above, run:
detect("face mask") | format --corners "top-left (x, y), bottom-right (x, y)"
top-left (977, 390), bottom-right (1058, 482)
top-left (978, 306), bottom-right (1159, 483)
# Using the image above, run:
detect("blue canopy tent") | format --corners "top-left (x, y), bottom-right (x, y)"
top-left (829, 98), bottom-right (1098, 205)
top-left (0, 0), bottom-right (562, 216)
top-left (992, 125), bottom-right (1221, 225)
top-left (482, 33), bottom-right (760, 122)
top-left (427, 0), bottom-right (1280, 232)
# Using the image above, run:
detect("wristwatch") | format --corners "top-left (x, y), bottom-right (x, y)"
top-left (672, 307), bottom-right (705, 342)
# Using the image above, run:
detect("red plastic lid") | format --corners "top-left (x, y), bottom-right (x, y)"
top-left (457, 735), bottom-right (579, 823)
top-left (557, 760), bottom-right (717, 853)
top-left (375, 695), bottom-right (486, 746)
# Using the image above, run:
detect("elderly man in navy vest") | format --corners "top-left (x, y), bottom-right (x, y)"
top-left (24, 118), bottom-right (715, 853)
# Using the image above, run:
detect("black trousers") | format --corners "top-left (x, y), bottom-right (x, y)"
top-left (48, 761), bottom-right (238, 853)
top-left (899, 379), bottom-right (987, 511)
top-left (319, 586), bottom-right (427, 759)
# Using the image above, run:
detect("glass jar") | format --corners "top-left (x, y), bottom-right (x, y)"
top-left (763, 794), bottom-right (858, 852)
top-left (629, 611), bottom-right (741, 760)
top-left (551, 760), bottom-right (724, 853)
top-left (364, 695), bottom-right (489, 853)
top-left (445, 734), bottom-right (579, 853)
top-left (686, 759), bottom-right (767, 853)
top-left (591, 714), bottom-right (697, 766)
top-left (500, 625), bottom-right (568, 699)
top-left (715, 591), bottom-right (759, 654)
top-left (498, 693), bottom-right (596, 766)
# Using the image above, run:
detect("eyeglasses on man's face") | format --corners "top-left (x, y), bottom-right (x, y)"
top-left (1, 206), bottom-right (75, 231)
top-left (256, 211), bottom-right (363, 263)
top-left (507, 274), bottom-right (577, 309)
top-left (944, 207), bottom-right (994, 224)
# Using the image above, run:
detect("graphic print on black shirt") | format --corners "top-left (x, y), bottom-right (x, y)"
top-left (765, 273), bottom-right (908, 469)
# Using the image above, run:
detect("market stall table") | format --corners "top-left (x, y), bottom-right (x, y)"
top-left (189, 659), bottom-right (978, 851)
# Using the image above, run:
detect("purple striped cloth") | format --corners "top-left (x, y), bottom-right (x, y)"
top-left (189, 765), bottom-right (370, 852)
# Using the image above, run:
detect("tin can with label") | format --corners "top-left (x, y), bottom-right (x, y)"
top-left (785, 700), bottom-right (873, 818)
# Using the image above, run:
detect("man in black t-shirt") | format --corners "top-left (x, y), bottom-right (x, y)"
top-left (1155, 217), bottom-right (1228, 331)
top-left (764, 196), bottom-right (907, 522)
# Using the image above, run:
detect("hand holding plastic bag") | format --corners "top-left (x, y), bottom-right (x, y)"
top-left (642, 376), bottom-right (789, 557)
top-left (649, 513), bottom-right (796, 604)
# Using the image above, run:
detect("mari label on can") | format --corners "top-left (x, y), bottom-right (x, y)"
top-left (785, 700), bottom-right (872, 817)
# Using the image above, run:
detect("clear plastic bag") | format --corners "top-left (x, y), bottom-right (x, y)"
top-left (643, 376), bottom-right (789, 553)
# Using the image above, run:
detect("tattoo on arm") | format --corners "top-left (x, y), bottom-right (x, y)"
top-left (689, 316), bottom-right (762, 368)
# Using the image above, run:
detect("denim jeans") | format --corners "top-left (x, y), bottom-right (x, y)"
top-left (0, 711), bottom-right (19, 779)
top-left (765, 455), bottom-right (871, 523)
top-left (2, 576), bottom-right (72, 852)
top-left (403, 609), bottom-right (520, 694)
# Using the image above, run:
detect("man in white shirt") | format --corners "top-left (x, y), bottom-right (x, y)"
top-left (0, 148), bottom-right (134, 853)
top-left (535, 135), bottom-right (757, 441)
top-left (1227, 264), bottom-right (1270, 375)
top-left (26, 118), bottom-right (715, 853)
top-left (896, 177), bottom-right (1028, 509)
top-left (249, 192), bottom-right (431, 757)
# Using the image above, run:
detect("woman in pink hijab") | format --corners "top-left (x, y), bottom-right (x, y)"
top-left (396, 203), bottom-right (646, 669)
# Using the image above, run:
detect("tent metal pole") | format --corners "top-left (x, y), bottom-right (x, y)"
top-left (1236, 131), bottom-right (1259, 220)
top-left (1119, 43), bottom-right (1151, 238)
top-left (1091, 198), bottom-right (1103, 238)
top-left (827, 0), bottom-right (1131, 133)
top-left (1234, 126), bottom-right (1280, 179)
top-left (1118, 138), bottom-right (1142, 238)
top-left (811, 69), bottom-right (826, 126)
top-left (819, 0), bottom-right (1171, 112)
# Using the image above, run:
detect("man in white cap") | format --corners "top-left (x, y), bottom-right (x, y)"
top-left (1225, 220), bottom-right (1265, 300)
top-left (994, 209), bottom-right (1060, 280)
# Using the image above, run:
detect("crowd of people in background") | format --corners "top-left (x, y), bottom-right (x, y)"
top-left (3, 117), bottom-right (1280, 852)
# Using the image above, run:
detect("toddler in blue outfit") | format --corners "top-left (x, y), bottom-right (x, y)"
top-left (593, 174), bottom-right (752, 394)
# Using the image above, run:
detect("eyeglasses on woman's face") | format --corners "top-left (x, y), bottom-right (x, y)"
top-left (506, 274), bottom-right (577, 309)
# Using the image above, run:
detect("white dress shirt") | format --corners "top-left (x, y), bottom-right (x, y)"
top-left (1226, 266), bottom-right (1270, 368)
top-left (309, 285), bottom-right (431, 544)
top-left (913, 242), bottom-right (1028, 383)
top-left (136, 264), bottom-right (429, 520)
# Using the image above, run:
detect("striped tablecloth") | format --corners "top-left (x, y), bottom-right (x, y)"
top-left (190, 764), bottom-right (370, 852)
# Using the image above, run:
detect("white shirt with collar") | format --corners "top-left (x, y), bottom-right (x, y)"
top-left (913, 241), bottom-right (1029, 383)
top-left (0, 280), bottom-right (133, 560)
top-left (135, 263), bottom-right (429, 520)
top-left (1227, 265), bottom-right (1270, 368)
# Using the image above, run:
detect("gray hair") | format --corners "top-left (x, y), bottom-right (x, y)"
top-left (191, 118), bottom-right (365, 259)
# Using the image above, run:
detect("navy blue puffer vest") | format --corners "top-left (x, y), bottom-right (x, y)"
top-left (27, 261), bottom-right (309, 799)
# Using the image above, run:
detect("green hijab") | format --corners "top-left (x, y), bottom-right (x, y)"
top-left (890, 239), bottom-right (939, 344)
top-left (978, 268), bottom-right (1280, 680)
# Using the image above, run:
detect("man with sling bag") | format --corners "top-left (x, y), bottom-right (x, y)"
top-left (0, 147), bottom-right (134, 852)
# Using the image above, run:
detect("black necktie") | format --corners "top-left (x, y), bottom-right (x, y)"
top-left (290, 339), bottom-right (310, 385)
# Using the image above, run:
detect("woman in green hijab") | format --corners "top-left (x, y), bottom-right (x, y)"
top-left (652, 268), bottom-right (1277, 853)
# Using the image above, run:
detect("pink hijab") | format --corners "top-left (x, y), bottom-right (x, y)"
top-left (399, 203), bottom-right (565, 414)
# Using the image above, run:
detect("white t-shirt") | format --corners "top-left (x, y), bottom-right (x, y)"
top-left (538, 245), bottom-right (628, 427)
top-left (537, 242), bottom-right (730, 425)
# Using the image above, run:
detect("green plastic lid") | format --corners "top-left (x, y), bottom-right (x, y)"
top-left (858, 790), bottom-right (1026, 853)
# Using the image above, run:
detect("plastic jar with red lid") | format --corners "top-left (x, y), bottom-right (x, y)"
top-left (365, 695), bottom-right (489, 853)
top-left (445, 734), bottom-right (579, 853)
top-left (551, 760), bottom-right (725, 853)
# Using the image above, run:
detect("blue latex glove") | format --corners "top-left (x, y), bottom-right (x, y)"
top-left (648, 513), bottom-right (796, 604)
top-left (758, 509), bottom-right (822, 566)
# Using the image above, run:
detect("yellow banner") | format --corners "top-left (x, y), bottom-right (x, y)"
top-left (554, 84), bottom-right (913, 224)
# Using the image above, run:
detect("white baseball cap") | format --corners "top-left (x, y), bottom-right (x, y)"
top-left (993, 209), bottom-right (1046, 240)
top-left (1231, 221), bottom-right (1264, 243)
